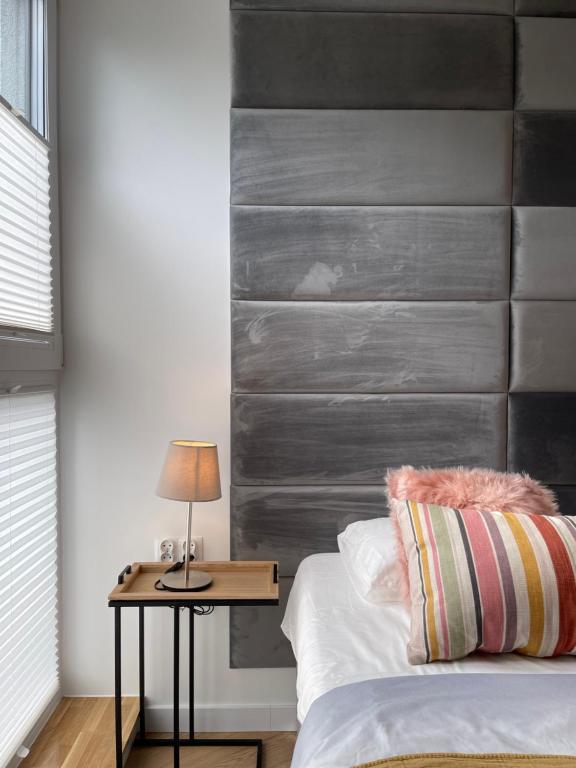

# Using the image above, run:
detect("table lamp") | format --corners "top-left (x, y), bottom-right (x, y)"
top-left (156, 440), bottom-right (221, 591)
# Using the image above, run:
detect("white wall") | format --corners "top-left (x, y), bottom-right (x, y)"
top-left (58, 0), bottom-right (297, 725)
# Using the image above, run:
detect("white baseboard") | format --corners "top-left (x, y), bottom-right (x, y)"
top-left (146, 703), bottom-right (298, 732)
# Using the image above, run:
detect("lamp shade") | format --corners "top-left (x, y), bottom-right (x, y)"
top-left (157, 441), bottom-right (222, 502)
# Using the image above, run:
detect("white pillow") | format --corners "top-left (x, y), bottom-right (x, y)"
top-left (337, 517), bottom-right (402, 604)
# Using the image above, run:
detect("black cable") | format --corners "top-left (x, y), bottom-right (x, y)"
top-left (154, 559), bottom-right (184, 590)
top-left (153, 556), bottom-right (214, 613)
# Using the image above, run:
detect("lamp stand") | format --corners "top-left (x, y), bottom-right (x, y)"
top-left (160, 502), bottom-right (213, 591)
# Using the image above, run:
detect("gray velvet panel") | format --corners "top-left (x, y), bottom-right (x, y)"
top-left (232, 12), bottom-right (513, 110)
top-left (550, 486), bottom-right (576, 516)
top-left (513, 112), bottom-right (576, 207)
top-left (232, 395), bottom-right (507, 485)
top-left (231, 0), bottom-right (513, 12)
top-left (232, 301), bottom-right (509, 394)
top-left (230, 577), bottom-right (295, 668)
top-left (231, 110), bottom-right (513, 206)
top-left (228, 0), bottom-right (531, 670)
top-left (513, 208), bottom-right (576, 299)
top-left (232, 206), bottom-right (511, 301)
top-left (231, 486), bottom-right (388, 575)
top-left (508, 394), bottom-right (576, 484)
top-left (516, 19), bottom-right (576, 110)
top-left (515, 0), bottom-right (576, 16)
top-left (510, 302), bottom-right (576, 392)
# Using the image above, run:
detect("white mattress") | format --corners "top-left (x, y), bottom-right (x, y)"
top-left (282, 553), bottom-right (576, 724)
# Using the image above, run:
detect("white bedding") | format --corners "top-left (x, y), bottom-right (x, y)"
top-left (282, 553), bottom-right (576, 724)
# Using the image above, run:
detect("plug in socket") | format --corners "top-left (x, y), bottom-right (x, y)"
top-left (156, 538), bottom-right (177, 563)
top-left (179, 536), bottom-right (203, 562)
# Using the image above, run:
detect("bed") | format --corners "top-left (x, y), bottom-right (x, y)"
top-left (282, 553), bottom-right (576, 768)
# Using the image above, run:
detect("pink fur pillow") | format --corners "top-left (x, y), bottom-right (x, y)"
top-left (386, 466), bottom-right (558, 517)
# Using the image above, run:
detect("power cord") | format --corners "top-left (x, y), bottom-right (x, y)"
top-left (154, 558), bottom-right (185, 590)
top-left (153, 556), bottom-right (216, 612)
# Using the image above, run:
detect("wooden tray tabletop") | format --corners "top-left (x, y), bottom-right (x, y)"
top-left (108, 561), bottom-right (279, 605)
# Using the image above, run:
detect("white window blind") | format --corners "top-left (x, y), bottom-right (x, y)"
top-left (0, 391), bottom-right (58, 767)
top-left (0, 97), bottom-right (52, 334)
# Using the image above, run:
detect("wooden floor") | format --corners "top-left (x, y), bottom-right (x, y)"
top-left (127, 732), bottom-right (296, 768)
top-left (20, 697), bottom-right (296, 768)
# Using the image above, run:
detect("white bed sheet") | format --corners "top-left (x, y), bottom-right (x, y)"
top-left (281, 553), bottom-right (576, 724)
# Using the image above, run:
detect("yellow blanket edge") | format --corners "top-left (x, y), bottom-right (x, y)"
top-left (355, 754), bottom-right (576, 768)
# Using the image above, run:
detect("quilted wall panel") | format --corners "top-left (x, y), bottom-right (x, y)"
top-left (550, 486), bottom-right (576, 516)
top-left (232, 12), bottom-right (513, 109)
top-left (232, 110), bottom-right (513, 206)
top-left (230, 578), bottom-right (295, 668)
top-left (232, 206), bottom-right (511, 301)
top-left (516, 19), bottom-right (576, 110)
top-left (511, 302), bottom-right (576, 391)
top-left (230, 2), bottom-right (576, 667)
top-left (232, 394), bottom-right (507, 485)
top-left (515, 0), bottom-right (576, 16)
top-left (510, 8), bottom-right (576, 493)
top-left (231, 0), bottom-right (514, 11)
top-left (513, 113), bottom-right (576, 206)
top-left (512, 208), bottom-right (576, 299)
top-left (232, 302), bottom-right (509, 393)
top-left (508, 395), bottom-right (576, 483)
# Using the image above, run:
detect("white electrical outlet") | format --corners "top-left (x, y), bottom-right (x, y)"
top-left (156, 538), bottom-right (177, 563)
top-left (179, 536), bottom-right (203, 562)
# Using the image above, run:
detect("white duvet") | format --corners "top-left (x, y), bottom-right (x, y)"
top-left (282, 553), bottom-right (576, 725)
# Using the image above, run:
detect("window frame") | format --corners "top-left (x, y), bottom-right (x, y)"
top-left (0, 0), bottom-right (62, 372)
top-left (0, 0), bottom-right (46, 138)
top-left (1, 1), bottom-right (61, 764)
top-left (29, 0), bottom-right (46, 137)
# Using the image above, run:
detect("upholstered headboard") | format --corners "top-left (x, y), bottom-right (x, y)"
top-left (229, 0), bottom-right (576, 667)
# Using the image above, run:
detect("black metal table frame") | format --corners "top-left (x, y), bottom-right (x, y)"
top-left (111, 564), bottom-right (279, 768)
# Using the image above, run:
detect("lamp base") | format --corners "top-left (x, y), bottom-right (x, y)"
top-left (160, 569), bottom-right (213, 592)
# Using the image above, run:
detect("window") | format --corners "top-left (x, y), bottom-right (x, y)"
top-left (0, 0), bottom-right (31, 123)
top-left (0, 0), bottom-right (60, 763)
top-left (0, 0), bottom-right (59, 374)
top-left (0, 0), bottom-right (45, 134)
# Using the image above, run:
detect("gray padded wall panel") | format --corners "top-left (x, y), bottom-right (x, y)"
top-left (550, 486), bottom-right (576, 515)
top-left (511, 302), bottom-right (576, 391)
top-left (513, 112), bottom-right (576, 206)
top-left (232, 395), bottom-right (507, 485)
top-left (515, 1), bottom-right (576, 16)
top-left (232, 206), bottom-right (510, 301)
top-left (232, 12), bottom-right (513, 110)
top-left (513, 208), bottom-right (576, 299)
top-left (231, 110), bottom-right (513, 206)
top-left (231, 486), bottom-right (387, 575)
top-left (508, 394), bottom-right (576, 484)
top-left (232, 0), bottom-right (513, 12)
top-left (229, 1), bottom-right (576, 668)
top-left (230, 578), bottom-right (295, 668)
top-left (232, 301), bottom-right (509, 394)
top-left (516, 19), bottom-right (576, 110)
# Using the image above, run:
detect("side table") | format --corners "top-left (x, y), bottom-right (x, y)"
top-left (108, 561), bottom-right (279, 768)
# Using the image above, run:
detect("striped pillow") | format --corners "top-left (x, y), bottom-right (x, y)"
top-left (395, 501), bottom-right (576, 665)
